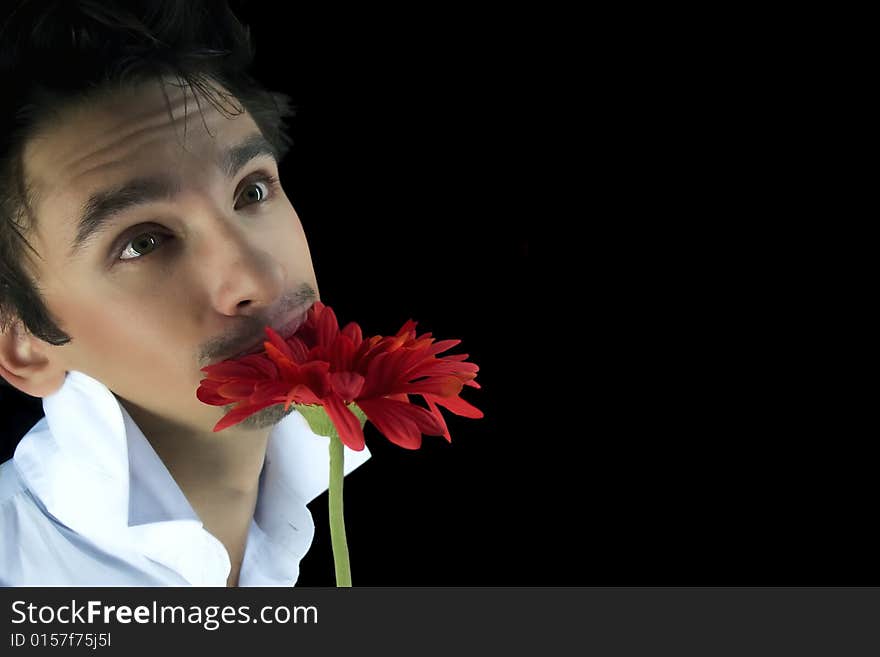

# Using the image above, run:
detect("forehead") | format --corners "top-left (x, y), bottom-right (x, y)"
top-left (22, 78), bottom-right (261, 247)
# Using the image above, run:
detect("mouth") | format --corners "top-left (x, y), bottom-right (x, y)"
top-left (224, 304), bottom-right (312, 361)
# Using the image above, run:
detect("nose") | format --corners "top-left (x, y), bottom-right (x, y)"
top-left (197, 218), bottom-right (286, 317)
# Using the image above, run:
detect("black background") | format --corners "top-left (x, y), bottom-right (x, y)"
top-left (1, 4), bottom-right (872, 588)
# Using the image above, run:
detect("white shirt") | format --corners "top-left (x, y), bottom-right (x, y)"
top-left (0, 370), bottom-right (371, 586)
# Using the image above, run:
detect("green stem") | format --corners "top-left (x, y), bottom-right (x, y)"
top-left (328, 432), bottom-right (352, 587)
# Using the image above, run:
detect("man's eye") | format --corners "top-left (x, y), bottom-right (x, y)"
top-left (235, 174), bottom-right (280, 209)
top-left (118, 232), bottom-right (170, 261)
top-left (114, 173), bottom-right (281, 263)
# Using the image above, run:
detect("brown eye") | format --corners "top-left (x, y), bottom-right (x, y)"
top-left (119, 232), bottom-right (167, 261)
top-left (235, 174), bottom-right (279, 209)
top-left (240, 181), bottom-right (268, 204)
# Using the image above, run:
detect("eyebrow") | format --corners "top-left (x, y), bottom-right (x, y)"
top-left (68, 132), bottom-right (277, 259)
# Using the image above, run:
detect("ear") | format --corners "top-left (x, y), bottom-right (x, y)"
top-left (0, 319), bottom-right (67, 398)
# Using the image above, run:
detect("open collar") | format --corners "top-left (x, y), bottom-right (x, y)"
top-left (13, 370), bottom-right (370, 585)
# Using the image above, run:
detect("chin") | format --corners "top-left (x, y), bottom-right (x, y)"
top-left (220, 402), bottom-right (296, 431)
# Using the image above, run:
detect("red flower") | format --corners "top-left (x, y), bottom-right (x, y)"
top-left (197, 301), bottom-right (482, 450)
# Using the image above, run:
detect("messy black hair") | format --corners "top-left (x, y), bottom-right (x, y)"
top-left (0, 0), bottom-right (297, 349)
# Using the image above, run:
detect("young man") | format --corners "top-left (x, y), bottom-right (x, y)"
top-left (0, 1), bottom-right (370, 585)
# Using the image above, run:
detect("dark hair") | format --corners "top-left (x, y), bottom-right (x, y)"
top-left (0, 0), bottom-right (297, 348)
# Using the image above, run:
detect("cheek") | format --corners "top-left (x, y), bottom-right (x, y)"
top-left (276, 214), bottom-right (316, 276)
top-left (51, 284), bottom-right (154, 338)
top-left (45, 286), bottom-right (189, 376)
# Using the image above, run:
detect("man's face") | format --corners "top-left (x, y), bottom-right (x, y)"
top-left (19, 78), bottom-right (319, 435)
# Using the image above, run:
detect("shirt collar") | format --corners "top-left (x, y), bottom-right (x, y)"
top-left (12, 369), bottom-right (370, 585)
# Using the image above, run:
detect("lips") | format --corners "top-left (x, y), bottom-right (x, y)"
top-left (226, 305), bottom-right (312, 361)
top-left (275, 310), bottom-right (310, 342)
top-left (230, 341), bottom-right (268, 360)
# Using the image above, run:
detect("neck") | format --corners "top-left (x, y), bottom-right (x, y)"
top-left (118, 400), bottom-right (271, 499)
top-left (118, 399), bottom-right (275, 587)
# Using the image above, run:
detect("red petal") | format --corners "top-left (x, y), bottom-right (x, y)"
top-left (395, 319), bottom-right (418, 337)
top-left (358, 398), bottom-right (445, 449)
top-left (394, 376), bottom-right (463, 398)
top-left (323, 394), bottom-right (366, 451)
top-left (286, 383), bottom-right (325, 406)
top-left (249, 381), bottom-right (291, 405)
top-left (329, 333), bottom-right (357, 371)
top-left (424, 395), bottom-right (452, 442)
top-left (200, 360), bottom-right (261, 380)
top-left (264, 342), bottom-right (303, 380)
top-left (196, 382), bottom-right (229, 405)
top-left (300, 361), bottom-right (333, 398)
top-left (427, 339), bottom-right (461, 357)
top-left (212, 401), bottom-right (274, 432)
top-left (341, 321), bottom-right (363, 348)
top-left (358, 400), bottom-right (421, 449)
top-left (363, 351), bottom-right (398, 393)
top-left (330, 371), bottom-right (365, 402)
top-left (233, 352), bottom-right (279, 379)
top-left (217, 380), bottom-right (259, 399)
top-left (265, 326), bottom-right (296, 361)
top-left (408, 358), bottom-right (479, 380)
top-left (424, 392), bottom-right (484, 419)
top-left (316, 304), bottom-right (340, 347)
